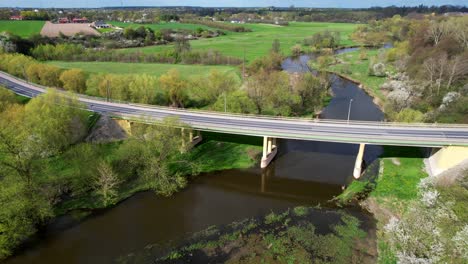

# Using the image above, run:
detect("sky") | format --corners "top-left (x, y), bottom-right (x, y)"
top-left (1, 0), bottom-right (467, 8)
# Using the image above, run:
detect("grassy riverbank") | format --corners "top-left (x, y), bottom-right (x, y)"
top-left (51, 135), bottom-right (261, 214)
top-left (336, 146), bottom-right (468, 263)
top-left (310, 48), bottom-right (393, 105)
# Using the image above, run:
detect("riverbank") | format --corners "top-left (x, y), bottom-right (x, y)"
top-left (310, 48), bottom-right (392, 111)
top-left (54, 132), bottom-right (262, 215)
top-left (335, 146), bottom-right (468, 263)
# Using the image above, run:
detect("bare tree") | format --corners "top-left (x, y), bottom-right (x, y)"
top-left (448, 17), bottom-right (468, 49)
top-left (423, 57), bottom-right (437, 95)
top-left (94, 161), bottom-right (120, 206)
top-left (446, 55), bottom-right (468, 90)
top-left (426, 20), bottom-right (446, 46)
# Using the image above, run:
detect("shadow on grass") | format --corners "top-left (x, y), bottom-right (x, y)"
top-left (381, 146), bottom-right (428, 159)
top-left (201, 131), bottom-right (263, 146)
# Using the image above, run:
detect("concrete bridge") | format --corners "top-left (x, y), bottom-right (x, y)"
top-left (1, 71), bottom-right (468, 178)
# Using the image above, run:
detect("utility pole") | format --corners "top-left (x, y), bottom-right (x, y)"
top-left (242, 47), bottom-right (246, 80)
top-left (224, 92), bottom-right (227, 113)
top-left (106, 79), bottom-right (110, 102)
top-left (347, 99), bottom-right (353, 124)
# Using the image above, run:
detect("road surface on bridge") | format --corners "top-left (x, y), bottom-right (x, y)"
top-left (1, 71), bottom-right (467, 147)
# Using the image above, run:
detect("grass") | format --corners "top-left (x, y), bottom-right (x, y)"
top-left (117, 22), bottom-right (359, 61)
top-left (311, 48), bottom-right (393, 103)
top-left (46, 61), bottom-right (240, 79)
top-left (109, 21), bottom-right (219, 32)
top-left (189, 135), bottom-right (262, 173)
top-left (0, 20), bottom-right (45, 37)
top-left (14, 94), bottom-right (30, 104)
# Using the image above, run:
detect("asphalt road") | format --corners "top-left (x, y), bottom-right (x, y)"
top-left (1, 71), bottom-right (468, 147)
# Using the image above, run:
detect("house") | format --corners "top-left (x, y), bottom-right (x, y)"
top-left (10, 16), bottom-right (23, 20)
top-left (72, 17), bottom-right (88, 23)
top-left (58, 18), bottom-right (69, 23)
top-left (91, 21), bottom-right (111, 29)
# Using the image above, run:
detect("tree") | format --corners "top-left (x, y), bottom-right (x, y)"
top-left (0, 178), bottom-right (52, 260)
top-left (426, 20), bottom-right (446, 46)
top-left (24, 90), bottom-right (87, 156)
top-left (116, 117), bottom-right (193, 196)
top-left (174, 37), bottom-right (191, 54)
top-left (204, 70), bottom-right (239, 104)
top-left (246, 70), bottom-right (299, 115)
top-left (271, 39), bottom-right (281, 54)
top-left (211, 90), bottom-right (256, 113)
top-left (128, 74), bottom-right (160, 104)
top-left (0, 86), bottom-right (16, 112)
top-left (0, 104), bottom-right (37, 185)
top-left (37, 65), bottom-right (62, 87)
top-left (159, 69), bottom-right (189, 108)
top-left (296, 73), bottom-right (327, 114)
top-left (60, 69), bottom-right (87, 93)
top-left (394, 108), bottom-right (424, 122)
top-left (94, 161), bottom-right (120, 206)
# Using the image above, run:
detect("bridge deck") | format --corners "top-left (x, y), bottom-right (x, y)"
top-left (1, 71), bottom-right (468, 147)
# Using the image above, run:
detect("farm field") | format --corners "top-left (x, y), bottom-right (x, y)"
top-left (46, 61), bottom-right (240, 79)
top-left (40, 21), bottom-right (100, 37)
top-left (118, 22), bottom-right (360, 61)
top-left (0, 20), bottom-right (45, 37)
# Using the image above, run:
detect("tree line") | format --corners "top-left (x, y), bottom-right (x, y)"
top-left (0, 87), bottom-right (199, 260)
top-left (353, 15), bottom-right (468, 123)
top-left (0, 40), bottom-right (330, 117)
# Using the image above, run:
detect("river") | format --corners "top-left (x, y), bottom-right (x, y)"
top-left (5, 49), bottom-right (384, 264)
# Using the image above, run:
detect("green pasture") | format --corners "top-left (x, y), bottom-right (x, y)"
top-left (0, 20), bottom-right (45, 37)
top-left (117, 22), bottom-right (359, 61)
top-left (109, 21), bottom-right (219, 31)
top-left (46, 61), bottom-right (240, 79)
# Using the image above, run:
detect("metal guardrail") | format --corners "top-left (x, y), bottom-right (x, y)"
top-left (2, 70), bottom-right (468, 129)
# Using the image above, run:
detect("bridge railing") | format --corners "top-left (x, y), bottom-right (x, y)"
top-left (2, 71), bottom-right (468, 129)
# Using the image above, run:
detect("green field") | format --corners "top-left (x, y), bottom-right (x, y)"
top-left (46, 61), bottom-right (240, 79)
top-left (109, 21), bottom-right (219, 31)
top-left (118, 22), bottom-right (359, 61)
top-left (310, 48), bottom-right (392, 102)
top-left (0, 20), bottom-right (45, 37)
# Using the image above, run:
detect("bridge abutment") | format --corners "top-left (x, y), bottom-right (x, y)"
top-left (426, 146), bottom-right (468, 177)
top-left (261, 137), bottom-right (277, 168)
top-left (353, 143), bottom-right (366, 179)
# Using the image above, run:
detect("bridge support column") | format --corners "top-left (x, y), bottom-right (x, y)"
top-left (353, 143), bottom-right (366, 179)
top-left (190, 130), bottom-right (203, 148)
top-left (261, 136), bottom-right (277, 169)
top-left (426, 146), bottom-right (468, 177)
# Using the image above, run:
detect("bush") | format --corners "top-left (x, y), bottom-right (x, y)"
top-left (291, 44), bottom-right (302, 57)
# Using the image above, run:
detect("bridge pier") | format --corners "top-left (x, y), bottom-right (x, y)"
top-left (181, 129), bottom-right (202, 152)
top-left (353, 143), bottom-right (366, 179)
top-left (189, 130), bottom-right (203, 148)
top-left (261, 137), bottom-right (277, 168)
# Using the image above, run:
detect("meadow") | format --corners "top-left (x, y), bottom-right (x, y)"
top-left (46, 61), bottom-right (240, 79)
top-left (0, 20), bottom-right (45, 37)
top-left (117, 22), bottom-right (359, 61)
top-left (109, 21), bottom-right (218, 31)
